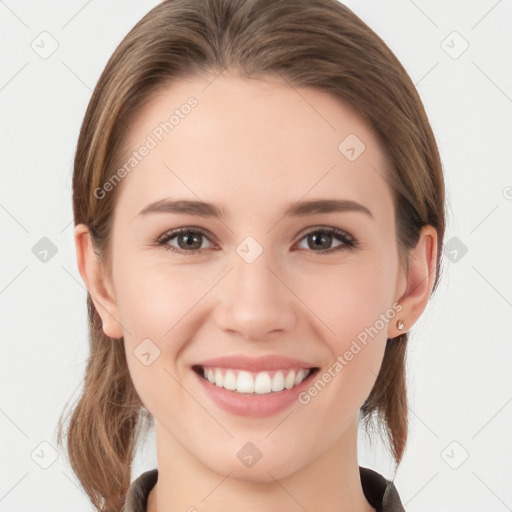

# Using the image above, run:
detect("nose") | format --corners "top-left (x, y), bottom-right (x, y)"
top-left (213, 249), bottom-right (298, 341)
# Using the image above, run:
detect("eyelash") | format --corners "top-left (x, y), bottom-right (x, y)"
top-left (155, 226), bottom-right (359, 256)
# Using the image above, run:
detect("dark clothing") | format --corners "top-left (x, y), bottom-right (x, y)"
top-left (124, 466), bottom-right (406, 511)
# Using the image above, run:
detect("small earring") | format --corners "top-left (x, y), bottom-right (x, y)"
top-left (396, 319), bottom-right (405, 331)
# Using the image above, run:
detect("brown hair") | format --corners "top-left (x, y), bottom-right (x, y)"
top-left (56, 0), bottom-right (446, 510)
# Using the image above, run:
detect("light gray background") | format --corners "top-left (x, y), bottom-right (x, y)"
top-left (1, 1), bottom-right (511, 511)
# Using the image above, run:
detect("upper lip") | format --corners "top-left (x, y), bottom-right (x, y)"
top-left (194, 355), bottom-right (318, 372)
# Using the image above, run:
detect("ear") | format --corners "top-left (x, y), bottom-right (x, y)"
top-left (391, 224), bottom-right (438, 338)
top-left (74, 224), bottom-right (124, 339)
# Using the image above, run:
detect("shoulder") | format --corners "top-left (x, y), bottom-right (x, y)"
top-left (359, 466), bottom-right (406, 512)
top-left (124, 468), bottom-right (158, 512)
top-left (124, 466), bottom-right (405, 512)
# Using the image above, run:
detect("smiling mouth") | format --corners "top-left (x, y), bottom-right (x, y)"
top-left (192, 365), bottom-right (320, 395)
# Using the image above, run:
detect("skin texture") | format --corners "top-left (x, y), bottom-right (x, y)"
top-left (75, 72), bottom-right (437, 512)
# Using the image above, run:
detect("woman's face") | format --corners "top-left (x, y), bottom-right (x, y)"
top-left (90, 72), bottom-right (410, 480)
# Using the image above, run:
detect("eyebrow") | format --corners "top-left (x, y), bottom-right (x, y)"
top-left (138, 198), bottom-right (373, 219)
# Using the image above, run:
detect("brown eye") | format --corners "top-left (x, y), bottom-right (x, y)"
top-left (157, 228), bottom-right (213, 254)
top-left (296, 227), bottom-right (357, 254)
top-left (175, 232), bottom-right (203, 250)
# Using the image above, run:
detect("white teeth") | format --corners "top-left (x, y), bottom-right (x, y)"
top-left (284, 370), bottom-right (296, 389)
top-left (201, 367), bottom-right (311, 394)
top-left (254, 372), bottom-right (272, 394)
top-left (223, 370), bottom-right (237, 391)
top-left (237, 371), bottom-right (254, 393)
top-left (294, 370), bottom-right (305, 386)
top-left (271, 371), bottom-right (285, 392)
top-left (214, 369), bottom-right (224, 387)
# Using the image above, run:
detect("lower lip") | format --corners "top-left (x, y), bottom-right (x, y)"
top-left (193, 368), bottom-right (317, 417)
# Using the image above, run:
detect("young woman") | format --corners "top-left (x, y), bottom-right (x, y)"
top-left (57, 1), bottom-right (446, 511)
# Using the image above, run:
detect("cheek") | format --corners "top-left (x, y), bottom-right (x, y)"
top-left (113, 260), bottom-right (204, 399)
top-left (114, 255), bottom-right (208, 337)
top-left (297, 254), bottom-right (396, 339)
top-left (294, 262), bottom-right (392, 432)
top-left (117, 265), bottom-right (198, 418)
top-left (294, 253), bottom-right (396, 390)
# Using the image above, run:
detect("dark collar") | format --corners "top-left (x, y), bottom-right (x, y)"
top-left (125, 466), bottom-right (405, 512)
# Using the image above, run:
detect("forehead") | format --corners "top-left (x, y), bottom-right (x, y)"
top-left (113, 72), bottom-right (394, 223)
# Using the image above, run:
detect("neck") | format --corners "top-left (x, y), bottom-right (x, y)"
top-left (147, 417), bottom-right (375, 512)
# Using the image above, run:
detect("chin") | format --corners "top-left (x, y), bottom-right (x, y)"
top-left (200, 445), bottom-right (305, 484)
